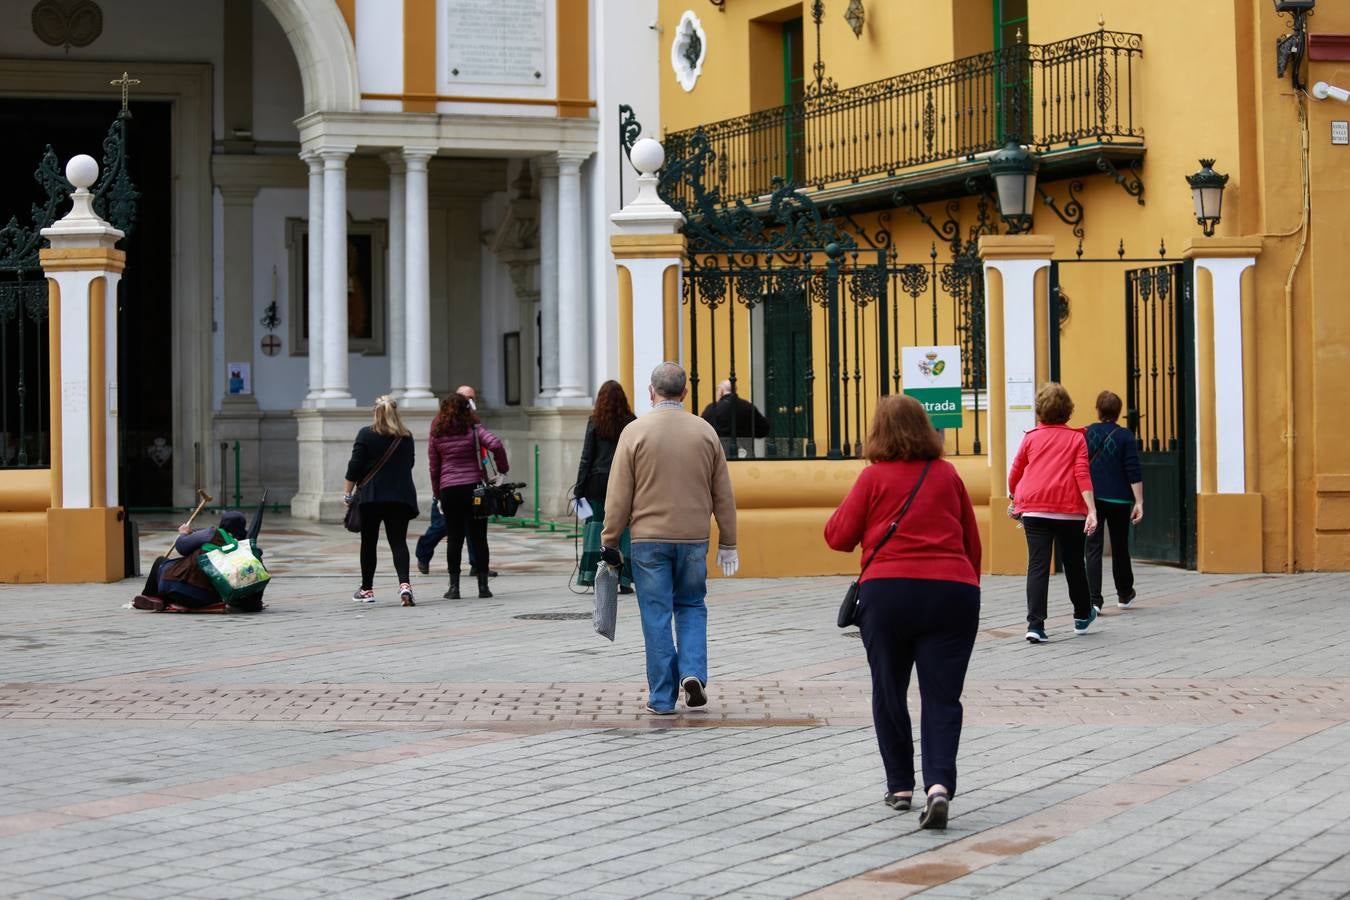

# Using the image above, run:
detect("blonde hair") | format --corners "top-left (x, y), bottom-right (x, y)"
top-left (371, 395), bottom-right (411, 436)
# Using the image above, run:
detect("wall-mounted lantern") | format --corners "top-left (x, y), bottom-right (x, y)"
top-left (844, 0), bottom-right (865, 38)
top-left (1186, 159), bottom-right (1228, 237)
top-left (988, 141), bottom-right (1039, 233)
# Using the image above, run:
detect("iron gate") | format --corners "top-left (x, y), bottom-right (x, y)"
top-left (1048, 259), bottom-right (1195, 567)
top-left (1126, 262), bottom-right (1195, 567)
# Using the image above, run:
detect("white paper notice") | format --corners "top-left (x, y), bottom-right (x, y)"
top-left (1007, 378), bottom-right (1035, 411)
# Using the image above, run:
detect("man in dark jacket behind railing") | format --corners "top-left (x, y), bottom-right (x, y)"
top-left (699, 379), bottom-right (770, 459)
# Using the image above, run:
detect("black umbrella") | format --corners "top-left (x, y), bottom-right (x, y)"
top-left (248, 489), bottom-right (268, 543)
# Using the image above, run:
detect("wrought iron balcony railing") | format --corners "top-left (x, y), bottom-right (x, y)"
top-left (661, 28), bottom-right (1143, 209)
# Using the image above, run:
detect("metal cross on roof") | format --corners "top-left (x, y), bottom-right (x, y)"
top-left (110, 71), bottom-right (140, 113)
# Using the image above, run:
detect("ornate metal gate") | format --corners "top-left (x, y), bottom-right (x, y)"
top-left (0, 109), bottom-right (137, 472)
top-left (1125, 262), bottom-right (1195, 567)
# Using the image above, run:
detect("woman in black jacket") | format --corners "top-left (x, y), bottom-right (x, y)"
top-left (574, 380), bottom-right (635, 591)
top-left (344, 395), bottom-right (419, 606)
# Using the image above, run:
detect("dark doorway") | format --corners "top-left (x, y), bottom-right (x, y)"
top-left (763, 289), bottom-right (811, 459)
top-left (0, 98), bottom-right (173, 506)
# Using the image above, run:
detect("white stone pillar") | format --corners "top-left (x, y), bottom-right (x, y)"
top-left (317, 146), bottom-right (356, 407)
top-left (39, 154), bottom-right (126, 582)
top-left (553, 150), bottom-right (592, 404)
top-left (384, 153), bottom-right (407, 398)
top-left (537, 156), bottom-right (560, 402)
top-left (981, 245), bottom-right (1052, 487)
top-left (402, 147), bottom-right (437, 407)
top-left (1192, 253), bottom-right (1257, 494)
top-left (302, 151), bottom-right (325, 406)
top-left (610, 139), bottom-right (686, 416)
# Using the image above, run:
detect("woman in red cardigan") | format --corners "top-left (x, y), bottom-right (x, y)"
top-left (825, 395), bottom-right (981, 831)
top-left (1008, 382), bottom-right (1099, 643)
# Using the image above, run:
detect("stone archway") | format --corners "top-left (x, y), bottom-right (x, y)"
top-left (259, 0), bottom-right (360, 114)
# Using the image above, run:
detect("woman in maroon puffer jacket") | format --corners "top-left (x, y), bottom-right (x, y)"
top-left (1008, 382), bottom-right (1099, 644)
top-left (428, 393), bottom-right (508, 599)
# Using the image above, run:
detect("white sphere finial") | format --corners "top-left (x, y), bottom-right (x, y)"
top-left (67, 155), bottom-right (99, 190)
top-left (630, 138), bottom-right (665, 175)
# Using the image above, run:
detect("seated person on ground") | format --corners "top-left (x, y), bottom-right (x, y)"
top-left (133, 511), bottom-right (264, 613)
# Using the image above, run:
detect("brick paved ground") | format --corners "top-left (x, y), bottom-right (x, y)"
top-left (0, 516), bottom-right (1347, 898)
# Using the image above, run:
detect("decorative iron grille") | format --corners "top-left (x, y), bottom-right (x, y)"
top-left (0, 110), bottom-right (137, 471)
top-left (662, 27), bottom-right (1142, 208)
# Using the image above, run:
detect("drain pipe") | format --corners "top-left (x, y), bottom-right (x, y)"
top-left (1283, 93), bottom-right (1311, 573)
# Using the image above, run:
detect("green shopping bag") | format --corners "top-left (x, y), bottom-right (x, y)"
top-left (196, 528), bottom-right (270, 602)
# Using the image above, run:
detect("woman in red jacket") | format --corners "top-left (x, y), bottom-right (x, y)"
top-left (1008, 382), bottom-right (1099, 643)
top-left (825, 395), bottom-right (981, 831)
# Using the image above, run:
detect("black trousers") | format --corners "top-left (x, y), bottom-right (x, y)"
top-left (359, 502), bottom-right (411, 590)
top-left (858, 577), bottom-right (980, 797)
top-left (1086, 500), bottom-right (1135, 605)
top-left (1023, 515), bottom-right (1091, 629)
top-left (440, 485), bottom-right (489, 576)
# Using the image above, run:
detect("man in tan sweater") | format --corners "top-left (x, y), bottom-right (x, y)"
top-left (601, 362), bottom-right (738, 714)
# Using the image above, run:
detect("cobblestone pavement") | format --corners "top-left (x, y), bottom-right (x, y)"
top-left (0, 517), bottom-right (1347, 898)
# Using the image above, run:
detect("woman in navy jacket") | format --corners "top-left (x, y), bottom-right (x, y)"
top-left (1085, 390), bottom-right (1144, 610)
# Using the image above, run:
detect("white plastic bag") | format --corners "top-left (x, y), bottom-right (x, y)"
top-left (593, 562), bottom-right (618, 641)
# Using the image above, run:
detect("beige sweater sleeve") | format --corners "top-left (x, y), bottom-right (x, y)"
top-left (600, 430), bottom-right (635, 549)
top-left (709, 436), bottom-right (737, 548)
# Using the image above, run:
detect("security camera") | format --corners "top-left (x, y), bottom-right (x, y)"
top-left (1312, 81), bottom-right (1350, 102)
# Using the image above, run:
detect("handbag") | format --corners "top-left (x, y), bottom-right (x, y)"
top-left (343, 435), bottom-right (403, 533)
top-left (196, 528), bottom-right (270, 602)
top-left (469, 427), bottom-right (525, 519)
top-left (837, 460), bottom-right (933, 629)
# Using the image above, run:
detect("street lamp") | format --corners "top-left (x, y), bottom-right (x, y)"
top-left (1186, 158), bottom-right (1228, 237)
top-left (988, 140), bottom-right (1039, 233)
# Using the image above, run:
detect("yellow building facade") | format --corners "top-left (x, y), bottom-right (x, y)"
top-left (632, 0), bottom-right (1350, 574)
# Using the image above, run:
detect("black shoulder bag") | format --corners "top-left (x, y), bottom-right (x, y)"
top-left (837, 460), bottom-right (932, 628)
top-left (343, 435), bottom-right (403, 533)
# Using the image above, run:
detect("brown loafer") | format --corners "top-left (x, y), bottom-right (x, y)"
top-left (131, 595), bottom-right (165, 612)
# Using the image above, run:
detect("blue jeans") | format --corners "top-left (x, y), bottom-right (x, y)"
top-left (415, 499), bottom-right (480, 570)
top-left (630, 541), bottom-right (709, 711)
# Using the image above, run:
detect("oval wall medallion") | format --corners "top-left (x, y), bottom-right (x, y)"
top-left (671, 10), bottom-right (707, 93)
top-left (32, 0), bottom-right (104, 51)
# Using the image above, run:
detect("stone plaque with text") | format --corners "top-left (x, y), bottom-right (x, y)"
top-left (445, 0), bottom-right (548, 86)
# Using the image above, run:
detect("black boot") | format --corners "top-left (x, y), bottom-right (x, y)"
top-left (444, 573), bottom-right (460, 600)
top-left (477, 574), bottom-right (493, 598)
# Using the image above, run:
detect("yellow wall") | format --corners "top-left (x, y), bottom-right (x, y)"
top-left (652, 0), bottom-right (1350, 571)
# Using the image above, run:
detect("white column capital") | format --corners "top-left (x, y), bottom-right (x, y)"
top-left (536, 155), bottom-right (562, 178)
top-left (217, 184), bottom-right (258, 203)
top-left (402, 146), bottom-right (437, 167)
top-left (320, 145), bottom-right (356, 166)
top-left (382, 151), bottom-right (407, 175)
top-left (553, 149), bottom-right (591, 172)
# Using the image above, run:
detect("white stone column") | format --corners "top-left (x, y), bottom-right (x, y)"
top-left (402, 147), bottom-right (437, 407)
top-left (302, 151), bottom-right (325, 405)
top-left (1193, 254), bottom-right (1257, 494)
top-left (317, 145), bottom-right (356, 407)
top-left (38, 154), bottom-right (127, 582)
top-left (982, 247), bottom-right (1052, 487)
top-left (553, 150), bottom-right (592, 404)
top-left (610, 139), bottom-right (685, 416)
top-left (536, 156), bottom-right (560, 402)
top-left (384, 153), bottom-right (407, 398)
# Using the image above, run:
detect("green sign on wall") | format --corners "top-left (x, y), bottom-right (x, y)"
top-left (902, 345), bottom-right (963, 428)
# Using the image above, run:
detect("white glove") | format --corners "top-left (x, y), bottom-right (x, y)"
top-left (488, 473), bottom-right (506, 487)
top-left (716, 547), bottom-right (739, 577)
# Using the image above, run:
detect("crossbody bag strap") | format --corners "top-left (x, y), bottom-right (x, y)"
top-left (858, 459), bottom-right (933, 578)
top-left (358, 435), bottom-right (403, 490)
